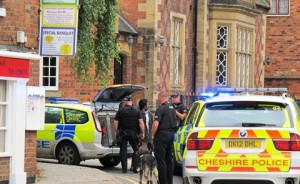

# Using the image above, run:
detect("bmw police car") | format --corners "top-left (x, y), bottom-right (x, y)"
top-left (183, 88), bottom-right (300, 184)
top-left (37, 84), bottom-right (145, 167)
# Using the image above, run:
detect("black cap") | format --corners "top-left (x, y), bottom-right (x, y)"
top-left (171, 93), bottom-right (180, 98)
top-left (123, 95), bottom-right (132, 101)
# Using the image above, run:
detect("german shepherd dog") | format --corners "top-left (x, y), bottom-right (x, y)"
top-left (137, 139), bottom-right (159, 184)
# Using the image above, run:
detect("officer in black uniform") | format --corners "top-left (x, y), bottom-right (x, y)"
top-left (114, 95), bottom-right (145, 173)
top-left (152, 91), bottom-right (177, 184)
top-left (171, 93), bottom-right (188, 127)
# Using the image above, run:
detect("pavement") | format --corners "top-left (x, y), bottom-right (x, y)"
top-left (36, 160), bottom-right (123, 184)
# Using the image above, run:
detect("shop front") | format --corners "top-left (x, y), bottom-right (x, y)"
top-left (0, 51), bottom-right (43, 184)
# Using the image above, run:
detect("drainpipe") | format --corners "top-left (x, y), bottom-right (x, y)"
top-left (193, 0), bottom-right (198, 95)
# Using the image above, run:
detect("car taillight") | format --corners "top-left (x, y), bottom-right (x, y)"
top-left (187, 132), bottom-right (214, 150)
top-left (92, 111), bottom-right (101, 132)
top-left (273, 133), bottom-right (300, 151)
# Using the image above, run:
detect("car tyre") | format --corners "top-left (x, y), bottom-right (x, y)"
top-left (99, 156), bottom-right (120, 167)
top-left (56, 142), bottom-right (81, 165)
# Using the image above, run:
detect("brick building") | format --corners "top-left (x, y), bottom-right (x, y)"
top-left (265, 0), bottom-right (300, 99)
top-left (117, 0), bottom-right (270, 108)
top-left (0, 0), bottom-right (40, 183)
top-left (0, 0), bottom-right (270, 183)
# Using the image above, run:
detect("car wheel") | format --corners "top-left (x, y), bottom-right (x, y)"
top-left (99, 156), bottom-right (120, 167)
top-left (56, 142), bottom-right (81, 165)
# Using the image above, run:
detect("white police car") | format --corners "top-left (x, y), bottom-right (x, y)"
top-left (37, 84), bottom-right (145, 167)
top-left (183, 88), bottom-right (300, 184)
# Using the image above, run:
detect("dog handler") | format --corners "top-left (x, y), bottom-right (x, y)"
top-left (152, 91), bottom-right (177, 184)
top-left (114, 95), bottom-right (145, 173)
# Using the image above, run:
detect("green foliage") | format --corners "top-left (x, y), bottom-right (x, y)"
top-left (69, 0), bottom-right (120, 86)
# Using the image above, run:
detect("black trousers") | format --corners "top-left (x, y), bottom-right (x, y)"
top-left (153, 130), bottom-right (174, 184)
top-left (119, 130), bottom-right (139, 172)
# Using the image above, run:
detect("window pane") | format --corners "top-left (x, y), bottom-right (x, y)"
top-left (279, 0), bottom-right (289, 14)
top-left (43, 57), bottom-right (49, 66)
top-left (216, 52), bottom-right (227, 86)
top-left (65, 109), bottom-right (88, 124)
top-left (202, 103), bottom-right (287, 127)
top-left (43, 77), bottom-right (49, 86)
top-left (171, 18), bottom-right (183, 85)
top-left (50, 67), bottom-right (56, 76)
top-left (0, 106), bottom-right (6, 127)
top-left (45, 107), bottom-right (62, 124)
top-left (50, 77), bottom-right (56, 86)
top-left (43, 67), bottom-right (49, 76)
top-left (50, 57), bottom-right (56, 66)
top-left (217, 26), bottom-right (228, 49)
top-left (0, 80), bottom-right (6, 153)
top-left (0, 130), bottom-right (4, 152)
top-left (0, 80), bottom-right (6, 101)
top-left (269, 0), bottom-right (277, 14)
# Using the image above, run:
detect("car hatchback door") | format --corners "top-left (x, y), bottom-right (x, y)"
top-left (195, 101), bottom-right (292, 172)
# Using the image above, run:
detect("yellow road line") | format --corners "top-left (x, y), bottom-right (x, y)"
top-left (110, 173), bottom-right (146, 184)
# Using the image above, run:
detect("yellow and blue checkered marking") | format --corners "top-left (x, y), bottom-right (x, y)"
top-left (55, 125), bottom-right (76, 140)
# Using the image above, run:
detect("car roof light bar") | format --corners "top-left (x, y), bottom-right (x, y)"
top-left (48, 97), bottom-right (79, 104)
top-left (216, 88), bottom-right (288, 93)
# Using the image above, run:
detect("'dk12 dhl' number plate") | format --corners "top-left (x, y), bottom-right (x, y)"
top-left (225, 139), bottom-right (262, 148)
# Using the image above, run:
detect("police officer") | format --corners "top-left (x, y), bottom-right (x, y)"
top-left (152, 91), bottom-right (177, 184)
top-left (171, 93), bottom-right (188, 127)
top-left (114, 95), bottom-right (145, 173)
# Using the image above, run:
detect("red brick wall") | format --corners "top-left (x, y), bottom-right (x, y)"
top-left (0, 157), bottom-right (9, 181)
top-left (0, 0), bottom-right (40, 182)
top-left (0, 0), bottom-right (39, 52)
top-left (119, 0), bottom-right (146, 86)
top-left (25, 131), bottom-right (37, 178)
top-left (159, 0), bottom-right (195, 92)
top-left (254, 14), bottom-right (265, 87)
top-left (265, 0), bottom-right (300, 98)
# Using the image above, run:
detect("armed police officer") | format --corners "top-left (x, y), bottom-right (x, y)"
top-left (152, 91), bottom-right (177, 184)
top-left (114, 95), bottom-right (145, 173)
top-left (171, 93), bottom-right (188, 127)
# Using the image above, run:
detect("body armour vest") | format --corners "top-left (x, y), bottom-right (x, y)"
top-left (118, 106), bottom-right (139, 130)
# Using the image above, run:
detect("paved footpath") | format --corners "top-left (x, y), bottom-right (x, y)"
top-left (36, 162), bottom-right (122, 184)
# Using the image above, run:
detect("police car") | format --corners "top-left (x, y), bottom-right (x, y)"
top-left (37, 84), bottom-right (145, 167)
top-left (183, 88), bottom-right (300, 184)
top-left (173, 100), bottom-right (205, 174)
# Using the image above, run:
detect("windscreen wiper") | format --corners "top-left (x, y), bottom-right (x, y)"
top-left (242, 122), bottom-right (276, 127)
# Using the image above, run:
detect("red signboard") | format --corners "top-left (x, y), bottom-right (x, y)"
top-left (0, 57), bottom-right (30, 78)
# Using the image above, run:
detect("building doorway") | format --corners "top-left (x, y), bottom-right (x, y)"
top-left (114, 54), bottom-right (124, 84)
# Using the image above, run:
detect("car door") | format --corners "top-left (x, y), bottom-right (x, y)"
top-left (37, 105), bottom-right (63, 158)
top-left (174, 101), bottom-right (204, 164)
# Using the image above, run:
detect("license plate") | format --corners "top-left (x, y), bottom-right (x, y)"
top-left (225, 139), bottom-right (262, 148)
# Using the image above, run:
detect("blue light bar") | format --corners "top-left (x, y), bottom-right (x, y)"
top-left (48, 97), bottom-right (79, 104)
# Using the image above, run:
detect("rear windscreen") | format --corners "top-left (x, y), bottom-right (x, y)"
top-left (198, 101), bottom-right (289, 128)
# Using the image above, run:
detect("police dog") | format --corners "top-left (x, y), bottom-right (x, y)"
top-left (137, 139), bottom-right (159, 184)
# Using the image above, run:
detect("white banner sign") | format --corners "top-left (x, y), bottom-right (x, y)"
top-left (40, 28), bottom-right (76, 56)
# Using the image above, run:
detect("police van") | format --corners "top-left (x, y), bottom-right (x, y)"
top-left (37, 84), bottom-right (145, 167)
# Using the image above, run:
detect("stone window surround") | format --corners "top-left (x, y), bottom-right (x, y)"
top-left (209, 10), bottom-right (256, 88)
top-left (268, 0), bottom-right (290, 16)
top-left (170, 12), bottom-right (186, 90)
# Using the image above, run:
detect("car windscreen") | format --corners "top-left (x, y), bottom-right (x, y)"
top-left (198, 101), bottom-right (289, 128)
